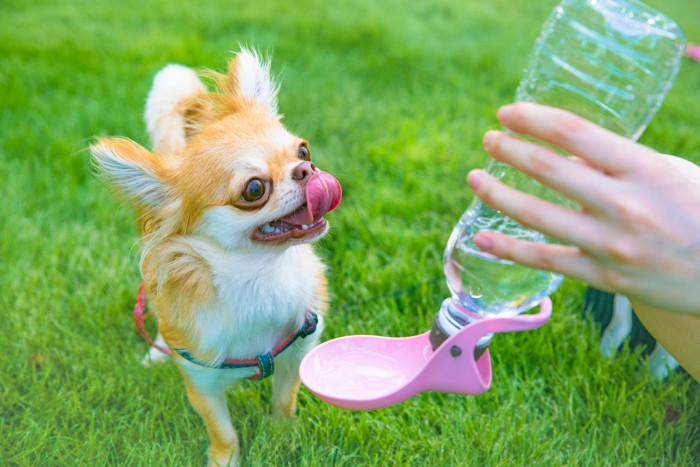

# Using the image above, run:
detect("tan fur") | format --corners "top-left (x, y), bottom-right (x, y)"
top-left (148, 237), bottom-right (215, 353)
top-left (92, 50), bottom-right (334, 466)
top-left (183, 374), bottom-right (240, 465)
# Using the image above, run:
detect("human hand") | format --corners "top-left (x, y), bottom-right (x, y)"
top-left (468, 103), bottom-right (700, 317)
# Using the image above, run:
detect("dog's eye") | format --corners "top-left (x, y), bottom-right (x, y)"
top-left (242, 178), bottom-right (265, 202)
top-left (298, 144), bottom-right (310, 161)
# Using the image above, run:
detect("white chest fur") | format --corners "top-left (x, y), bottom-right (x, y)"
top-left (184, 238), bottom-right (325, 365)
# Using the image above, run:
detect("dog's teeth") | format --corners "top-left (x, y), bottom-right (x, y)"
top-left (261, 219), bottom-right (320, 235)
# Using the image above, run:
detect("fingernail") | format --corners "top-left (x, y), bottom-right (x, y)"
top-left (473, 233), bottom-right (493, 251)
top-left (483, 130), bottom-right (497, 150)
top-left (467, 170), bottom-right (484, 190)
top-left (497, 105), bottom-right (513, 123)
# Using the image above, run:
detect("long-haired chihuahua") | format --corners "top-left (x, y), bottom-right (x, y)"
top-left (91, 49), bottom-right (341, 466)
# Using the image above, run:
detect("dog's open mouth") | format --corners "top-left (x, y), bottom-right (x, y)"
top-left (251, 172), bottom-right (341, 244)
top-left (252, 210), bottom-right (328, 243)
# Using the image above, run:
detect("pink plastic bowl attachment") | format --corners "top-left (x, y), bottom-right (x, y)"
top-left (299, 298), bottom-right (552, 410)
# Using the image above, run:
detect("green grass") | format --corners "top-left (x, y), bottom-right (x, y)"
top-left (2, 0), bottom-right (699, 465)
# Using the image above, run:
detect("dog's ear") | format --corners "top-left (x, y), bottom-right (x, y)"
top-left (90, 137), bottom-right (170, 211)
top-left (144, 64), bottom-right (210, 154)
top-left (226, 48), bottom-right (280, 117)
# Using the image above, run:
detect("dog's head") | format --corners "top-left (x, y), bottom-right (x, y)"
top-left (91, 50), bottom-right (341, 252)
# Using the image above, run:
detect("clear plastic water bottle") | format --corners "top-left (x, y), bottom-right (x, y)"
top-left (430, 0), bottom-right (686, 351)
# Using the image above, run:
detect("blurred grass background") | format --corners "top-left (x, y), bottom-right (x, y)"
top-left (1, 0), bottom-right (698, 465)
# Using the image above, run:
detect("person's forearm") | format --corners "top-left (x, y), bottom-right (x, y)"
top-left (631, 301), bottom-right (700, 382)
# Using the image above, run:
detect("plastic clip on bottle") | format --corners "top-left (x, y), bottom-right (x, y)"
top-left (430, 0), bottom-right (687, 353)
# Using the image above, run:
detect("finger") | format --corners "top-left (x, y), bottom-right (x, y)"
top-left (467, 169), bottom-right (606, 250)
top-left (472, 231), bottom-right (607, 289)
top-left (497, 103), bottom-right (657, 176)
top-left (483, 130), bottom-right (618, 215)
top-left (568, 155), bottom-right (607, 173)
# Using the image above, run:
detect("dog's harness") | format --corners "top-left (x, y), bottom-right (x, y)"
top-left (133, 282), bottom-right (318, 380)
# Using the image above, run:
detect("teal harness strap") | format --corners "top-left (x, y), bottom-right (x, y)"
top-left (174, 311), bottom-right (318, 380)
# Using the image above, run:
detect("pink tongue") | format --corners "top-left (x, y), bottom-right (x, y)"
top-left (282, 172), bottom-right (342, 225)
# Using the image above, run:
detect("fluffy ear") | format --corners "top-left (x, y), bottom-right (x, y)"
top-left (144, 64), bottom-right (208, 154)
top-left (228, 48), bottom-right (280, 116)
top-left (90, 137), bottom-right (169, 210)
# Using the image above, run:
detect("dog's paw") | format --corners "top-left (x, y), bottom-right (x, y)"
top-left (208, 446), bottom-right (239, 467)
top-left (140, 334), bottom-right (170, 367)
top-left (272, 398), bottom-right (299, 420)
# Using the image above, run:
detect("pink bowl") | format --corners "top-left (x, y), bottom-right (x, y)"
top-left (300, 298), bottom-right (552, 410)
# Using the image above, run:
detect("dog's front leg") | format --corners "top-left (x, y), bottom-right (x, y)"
top-left (183, 376), bottom-right (239, 466)
top-left (271, 354), bottom-right (302, 418)
top-left (272, 330), bottom-right (322, 418)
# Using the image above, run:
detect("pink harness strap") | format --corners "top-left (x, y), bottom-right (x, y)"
top-left (133, 282), bottom-right (171, 355)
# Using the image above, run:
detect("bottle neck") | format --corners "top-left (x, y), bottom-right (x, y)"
top-left (429, 298), bottom-right (493, 357)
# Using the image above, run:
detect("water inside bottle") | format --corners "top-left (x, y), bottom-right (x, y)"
top-left (443, 206), bottom-right (563, 317)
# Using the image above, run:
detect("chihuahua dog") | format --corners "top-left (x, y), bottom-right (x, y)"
top-left (91, 49), bottom-right (341, 466)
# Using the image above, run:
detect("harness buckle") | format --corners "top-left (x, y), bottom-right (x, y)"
top-left (299, 313), bottom-right (319, 338)
top-left (256, 352), bottom-right (275, 380)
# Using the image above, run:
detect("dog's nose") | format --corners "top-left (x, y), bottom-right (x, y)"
top-left (292, 161), bottom-right (316, 181)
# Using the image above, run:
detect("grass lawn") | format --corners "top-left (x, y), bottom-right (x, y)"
top-left (1, 0), bottom-right (699, 465)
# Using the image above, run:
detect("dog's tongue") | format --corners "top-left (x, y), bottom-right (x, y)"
top-left (282, 172), bottom-right (342, 225)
